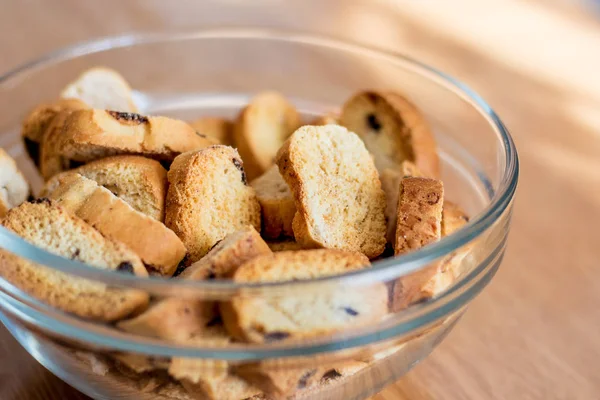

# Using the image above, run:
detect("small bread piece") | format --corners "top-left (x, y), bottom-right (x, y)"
top-left (221, 249), bottom-right (388, 343)
top-left (266, 240), bottom-right (304, 252)
top-left (190, 117), bottom-right (232, 146)
top-left (173, 326), bottom-right (262, 400)
top-left (179, 226), bottom-right (271, 280)
top-left (112, 353), bottom-right (170, 374)
top-left (117, 298), bottom-right (219, 342)
top-left (46, 174), bottom-right (185, 276)
top-left (380, 161), bottom-right (425, 244)
top-left (391, 177), bottom-right (444, 311)
top-left (340, 91), bottom-right (440, 178)
top-left (421, 201), bottom-right (471, 297)
top-left (310, 113), bottom-right (339, 126)
top-left (233, 91), bottom-right (301, 180)
top-left (237, 360), bottom-right (367, 399)
top-left (60, 67), bottom-right (138, 112)
top-left (236, 365), bottom-right (321, 399)
top-left (0, 200), bottom-right (148, 321)
top-left (42, 155), bottom-right (167, 221)
top-left (0, 149), bottom-right (30, 218)
top-left (165, 146), bottom-right (261, 265)
top-left (250, 166), bottom-right (295, 239)
top-left (39, 105), bottom-right (89, 180)
top-left (55, 109), bottom-right (215, 163)
top-left (21, 98), bottom-right (87, 167)
top-left (276, 125), bottom-right (386, 258)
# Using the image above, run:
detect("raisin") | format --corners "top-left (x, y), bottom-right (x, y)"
top-left (263, 331), bottom-right (290, 342)
top-left (107, 110), bottom-right (149, 124)
top-left (321, 369), bottom-right (342, 382)
top-left (298, 369), bottom-right (317, 389)
top-left (116, 262), bottom-right (135, 274)
top-left (70, 249), bottom-right (81, 260)
top-left (366, 113), bottom-right (382, 131)
top-left (232, 158), bottom-right (247, 185)
top-left (342, 307), bottom-right (359, 316)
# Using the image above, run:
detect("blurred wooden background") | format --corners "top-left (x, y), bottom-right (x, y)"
top-left (1, 0), bottom-right (599, 399)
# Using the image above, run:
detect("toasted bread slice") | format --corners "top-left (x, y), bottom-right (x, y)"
top-left (42, 155), bottom-right (167, 221)
top-left (340, 90), bottom-right (439, 178)
top-left (0, 149), bottom-right (30, 218)
top-left (276, 125), bottom-right (386, 258)
top-left (221, 249), bottom-right (387, 344)
top-left (189, 117), bottom-right (233, 146)
top-left (179, 226), bottom-right (271, 280)
top-left (54, 109), bottom-right (216, 163)
top-left (233, 92), bottom-right (301, 180)
top-left (391, 177), bottom-right (444, 311)
top-left (380, 161), bottom-right (425, 244)
top-left (60, 67), bottom-right (138, 112)
top-left (46, 174), bottom-right (185, 276)
top-left (251, 166), bottom-right (295, 239)
top-left (165, 146), bottom-right (261, 265)
top-left (0, 199), bottom-right (149, 321)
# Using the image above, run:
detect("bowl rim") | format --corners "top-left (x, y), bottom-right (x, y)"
top-left (0, 28), bottom-right (519, 296)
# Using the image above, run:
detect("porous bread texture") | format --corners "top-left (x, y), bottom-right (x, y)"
top-left (42, 155), bottom-right (167, 221)
top-left (391, 177), bottom-right (444, 311)
top-left (165, 145), bottom-right (261, 265)
top-left (276, 124), bottom-right (386, 258)
top-left (45, 173), bottom-right (185, 276)
top-left (0, 200), bottom-right (149, 321)
top-left (220, 249), bottom-right (388, 344)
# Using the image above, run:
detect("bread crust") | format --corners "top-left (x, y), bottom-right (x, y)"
top-left (340, 90), bottom-right (440, 178)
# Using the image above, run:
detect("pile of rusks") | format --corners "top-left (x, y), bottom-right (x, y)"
top-left (0, 67), bottom-right (471, 399)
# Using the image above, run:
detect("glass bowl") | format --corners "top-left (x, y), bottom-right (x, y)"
top-left (0, 29), bottom-right (518, 400)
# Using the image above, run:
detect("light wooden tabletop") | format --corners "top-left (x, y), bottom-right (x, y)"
top-left (1, 1), bottom-right (599, 399)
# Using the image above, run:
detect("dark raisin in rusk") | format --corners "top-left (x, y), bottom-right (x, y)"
top-left (263, 331), bottom-right (290, 342)
top-left (107, 110), bottom-right (149, 124)
top-left (116, 261), bottom-right (135, 274)
top-left (321, 369), bottom-right (343, 382)
top-left (232, 158), bottom-right (247, 185)
top-left (342, 307), bottom-right (359, 316)
top-left (297, 369), bottom-right (318, 389)
top-left (366, 113), bottom-right (382, 131)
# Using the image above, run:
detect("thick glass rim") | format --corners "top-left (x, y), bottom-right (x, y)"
top-left (0, 28), bottom-right (519, 295)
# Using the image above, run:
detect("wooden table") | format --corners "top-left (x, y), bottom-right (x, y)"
top-left (1, 1), bottom-right (599, 399)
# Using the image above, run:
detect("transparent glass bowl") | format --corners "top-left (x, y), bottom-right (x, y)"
top-left (0, 29), bottom-right (518, 400)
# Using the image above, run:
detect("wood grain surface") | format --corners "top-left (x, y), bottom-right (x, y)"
top-left (1, 1), bottom-right (599, 399)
